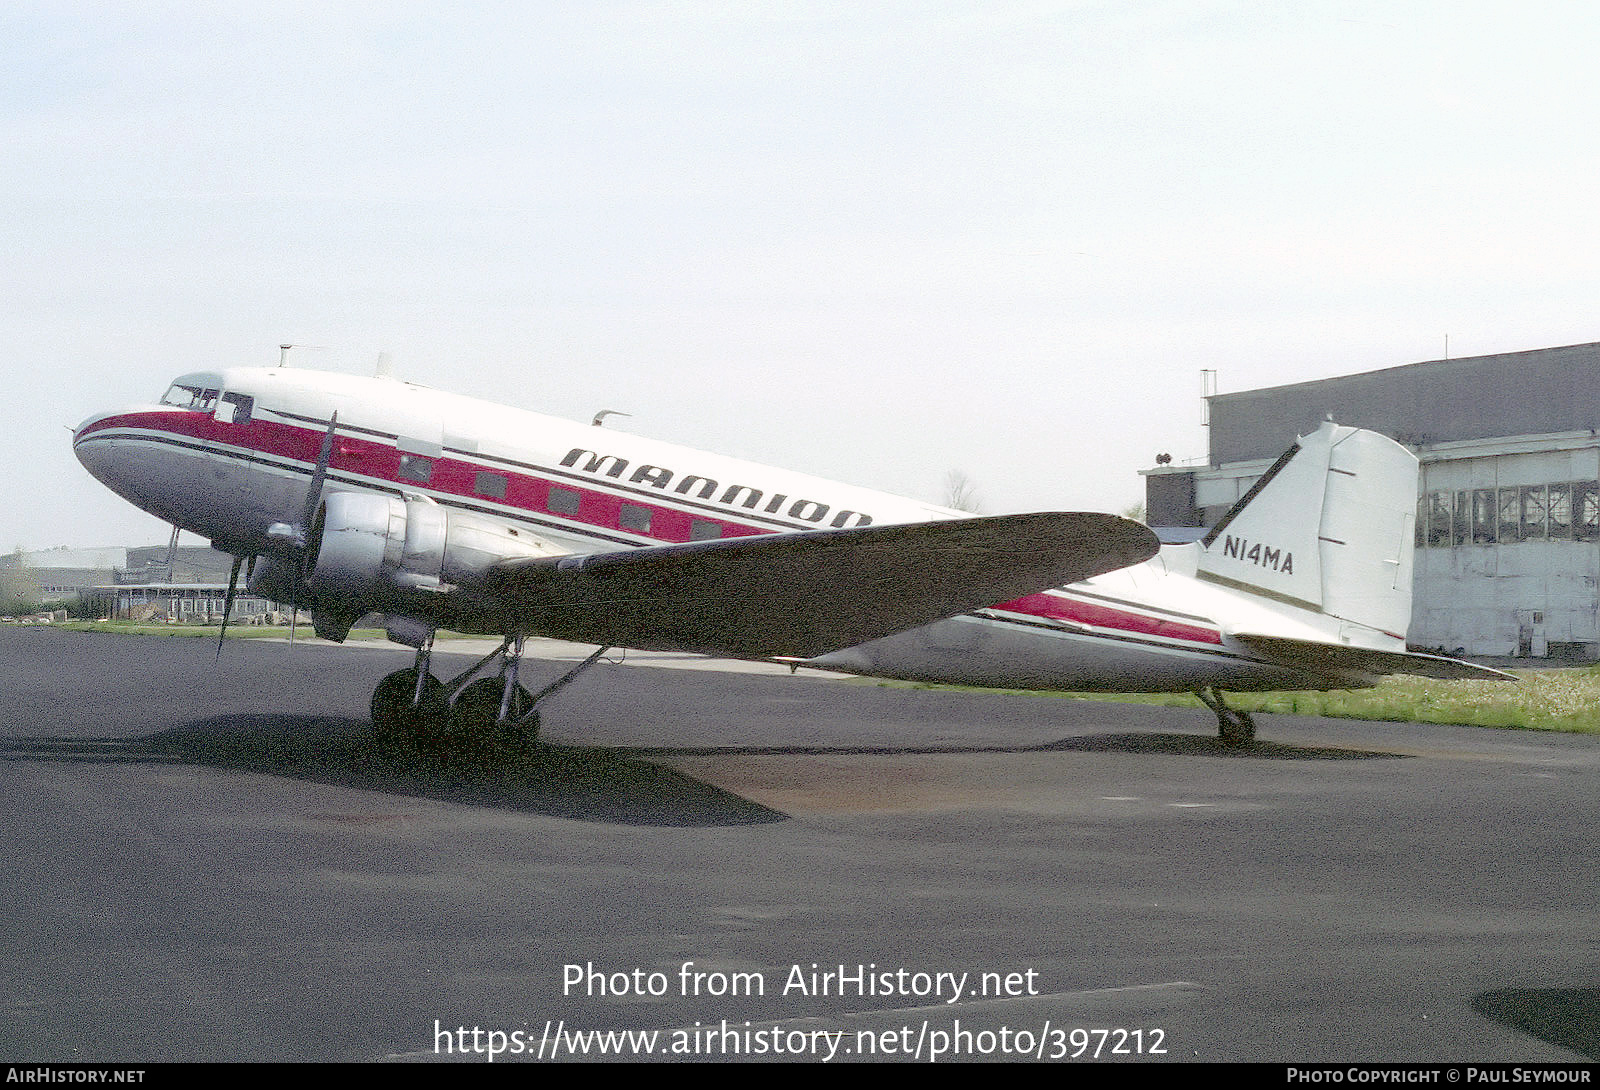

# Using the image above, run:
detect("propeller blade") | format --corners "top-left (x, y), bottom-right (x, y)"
top-left (215, 555), bottom-right (243, 662)
top-left (299, 410), bottom-right (340, 533)
top-left (289, 411), bottom-right (339, 650)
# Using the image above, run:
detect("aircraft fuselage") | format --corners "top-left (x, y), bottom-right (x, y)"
top-left (73, 366), bottom-right (1384, 695)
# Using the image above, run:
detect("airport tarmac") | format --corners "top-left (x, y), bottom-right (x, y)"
top-left (2, 625), bottom-right (1597, 1063)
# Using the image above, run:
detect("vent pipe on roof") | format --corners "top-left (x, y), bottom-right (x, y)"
top-left (1200, 369), bottom-right (1217, 426)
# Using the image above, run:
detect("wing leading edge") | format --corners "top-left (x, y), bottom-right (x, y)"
top-left (479, 511), bottom-right (1159, 659)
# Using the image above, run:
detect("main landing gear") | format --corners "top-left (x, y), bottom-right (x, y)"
top-left (370, 634), bottom-right (612, 762)
top-left (1196, 686), bottom-right (1255, 746)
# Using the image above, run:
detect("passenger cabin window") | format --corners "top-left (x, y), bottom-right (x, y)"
top-left (474, 471), bottom-right (508, 500)
top-left (547, 486), bottom-right (581, 515)
top-left (619, 503), bottom-right (651, 533)
top-left (690, 519), bottom-right (723, 541)
top-left (398, 454), bottom-right (434, 484)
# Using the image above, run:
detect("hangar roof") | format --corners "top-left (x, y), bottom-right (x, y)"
top-left (1208, 341), bottom-right (1600, 465)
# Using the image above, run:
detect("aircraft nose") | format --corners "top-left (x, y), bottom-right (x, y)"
top-left (72, 407), bottom-right (153, 496)
top-left (72, 411), bottom-right (117, 477)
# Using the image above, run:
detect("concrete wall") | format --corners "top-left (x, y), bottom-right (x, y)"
top-left (1410, 439), bottom-right (1600, 657)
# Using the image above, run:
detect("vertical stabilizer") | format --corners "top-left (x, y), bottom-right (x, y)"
top-left (1198, 422), bottom-right (1417, 639)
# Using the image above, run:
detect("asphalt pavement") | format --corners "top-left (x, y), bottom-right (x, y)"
top-left (2, 626), bottom-right (1596, 1063)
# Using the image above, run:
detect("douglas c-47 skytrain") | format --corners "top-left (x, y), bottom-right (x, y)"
top-left (72, 362), bottom-right (1508, 752)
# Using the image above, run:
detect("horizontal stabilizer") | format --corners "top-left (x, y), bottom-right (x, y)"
top-left (1232, 633), bottom-right (1516, 682)
top-left (481, 512), bottom-right (1159, 659)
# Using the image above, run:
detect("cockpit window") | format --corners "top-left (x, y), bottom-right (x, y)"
top-left (216, 392), bottom-right (254, 424)
top-left (160, 384), bottom-right (219, 412)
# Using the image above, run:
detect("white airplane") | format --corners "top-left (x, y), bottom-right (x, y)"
top-left (72, 364), bottom-right (1506, 752)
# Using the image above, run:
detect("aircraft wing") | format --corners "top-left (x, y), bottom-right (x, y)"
top-left (478, 511), bottom-right (1158, 659)
top-left (1231, 633), bottom-right (1517, 682)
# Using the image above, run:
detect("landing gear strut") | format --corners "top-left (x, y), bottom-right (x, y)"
top-left (369, 635), bottom-right (613, 761)
top-left (1196, 686), bottom-right (1255, 745)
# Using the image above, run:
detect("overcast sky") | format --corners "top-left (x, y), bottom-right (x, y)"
top-left (8, 1), bottom-right (1600, 549)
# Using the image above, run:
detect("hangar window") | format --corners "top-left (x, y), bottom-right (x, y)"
top-left (1426, 492), bottom-right (1451, 548)
top-left (1472, 489), bottom-right (1496, 545)
top-left (619, 503), bottom-right (652, 533)
top-left (1498, 489), bottom-right (1521, 543)
top-left (1452, 491), bottom-right (1470, 547)
top-left (691, 518), bottom-right (723, 542)
top-left (474, 471), bottom-right (508, 500)
top-left (398, 454), bottom-right (434, 484)
top-left (547, 486), bottom-right (581, 515)
top-left (1548, 484), bottom-right (1572, 540)
top-left (1577, 482), bottom-right (1600, 542)
top-left (1521, 485), bottom-right (1548, 541)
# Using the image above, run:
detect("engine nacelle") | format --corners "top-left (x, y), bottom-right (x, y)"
top-left (302, 490), bottom-right (557, 604)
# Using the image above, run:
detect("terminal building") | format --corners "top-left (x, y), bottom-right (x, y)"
top-left (2, 542), bottom-right (276, 622)
top-left (99, 583), bottom-right (279, 624)
top-left (1144, 341), bottom-right (1600, 660)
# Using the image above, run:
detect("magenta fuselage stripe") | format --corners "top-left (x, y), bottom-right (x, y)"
top-left (991, 592), bottom-right (1224, 646)
top-left (78, 410), bottom-right (770, 544)
top-left (81, 410), bottom-right (1221, 647)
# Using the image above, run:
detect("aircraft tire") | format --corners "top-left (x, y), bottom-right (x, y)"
top-left (496, 700), bottom-right (540, 761)
top-left (504, 710), bottom-right (539, 755)
top-left (447, 678), bottom-right (534, 761)
top-left (371, 668), bottom-right (447, 753)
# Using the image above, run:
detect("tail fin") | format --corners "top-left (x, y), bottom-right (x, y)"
top-left (1197, 422), bottom-right (1416, 640)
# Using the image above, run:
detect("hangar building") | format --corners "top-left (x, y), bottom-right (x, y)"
top-left (1144, 341), bottom-right (1600, 659)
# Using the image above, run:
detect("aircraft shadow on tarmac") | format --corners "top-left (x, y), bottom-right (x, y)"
top-left (3, 712), bottom-right (1405, 829)
top-left (1472, 987), bottom-right (1600, 1060)
top-left (1034, 732), bottom-right (1407, 760)
top-left (631, 732), bottom-right (1408, 761)
top-left (2, 715), bottom-right (787, 828)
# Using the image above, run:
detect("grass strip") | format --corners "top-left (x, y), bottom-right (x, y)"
top-left (865, 669), bottom-right (1600, 735)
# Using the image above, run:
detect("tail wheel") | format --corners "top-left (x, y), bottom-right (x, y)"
top-left (1197, 687), bottom-right (1256, 746)
top-left (1219, 708), bottom-right (1256, 746)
